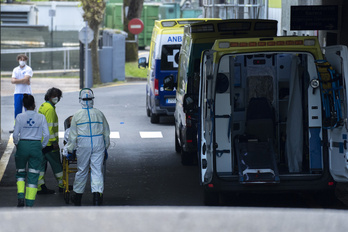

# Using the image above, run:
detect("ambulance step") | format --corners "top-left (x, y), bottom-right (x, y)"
top-left (235, 138), bottom-right (280, 184)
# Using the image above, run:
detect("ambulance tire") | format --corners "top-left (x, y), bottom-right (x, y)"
top-left (204, 189), bottom-right (220, 206)
top-left (316, 190), bottom-right (337, 208)
top-left (150, 113), bottom-right (160, 124)
top-left (175, 130), bottom-right (181, 153)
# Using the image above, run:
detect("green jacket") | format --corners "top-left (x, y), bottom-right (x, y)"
top-left (39, 101), bottom-right (58, 147)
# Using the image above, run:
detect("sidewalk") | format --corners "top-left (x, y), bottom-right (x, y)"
top-left (1, 77), bottom-right (80, 97)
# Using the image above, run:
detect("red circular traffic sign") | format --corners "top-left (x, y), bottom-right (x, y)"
top-left (128, 18), bottom-right (144, 35)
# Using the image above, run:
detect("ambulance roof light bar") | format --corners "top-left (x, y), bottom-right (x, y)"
top-left (161, 21), bottom-right (177, 27)
top-left (254, 21), bottom-right (278, 31)
top-left (191, 24), bottom-right (214, 33)
top-left (178, 20), bottom-right (203, 25)
top-left (218, 22), bottom-right (251, 31)
top-left (218, 39), bottom-right (316, 48)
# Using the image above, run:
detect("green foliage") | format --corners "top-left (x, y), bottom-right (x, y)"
top-left (125, 62), bottom-right (147, 78)
top-left (80, 0), bottom-right (106, 25)
top-left (13, 0), bottom-right (76, 1)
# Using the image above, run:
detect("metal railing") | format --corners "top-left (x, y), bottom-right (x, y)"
top-left (201, 0), bottom-right (267, 19)
top-left (1, 47), bottom-right (79, 71)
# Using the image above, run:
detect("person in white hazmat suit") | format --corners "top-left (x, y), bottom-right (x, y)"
top-left (67, 88), bottom-right (110, 206)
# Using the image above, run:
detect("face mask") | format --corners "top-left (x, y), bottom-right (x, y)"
top-left (19, 61), bottom-right (26, 67)
top-left (52, 97), bottom-right (59, 104)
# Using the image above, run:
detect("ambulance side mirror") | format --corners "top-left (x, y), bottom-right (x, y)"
top-left (138, 57), bottom-right (147, 69)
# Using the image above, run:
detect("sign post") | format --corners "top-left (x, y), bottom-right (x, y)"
top-left (79, 22), bottom-right (94, 88)
top-left (127, 18), bottom-right (144, 43)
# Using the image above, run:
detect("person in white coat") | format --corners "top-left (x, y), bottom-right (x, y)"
top-left (67, 88), bottom-right (110, 206)
top-left (13, 94), bottom-right (49, 207)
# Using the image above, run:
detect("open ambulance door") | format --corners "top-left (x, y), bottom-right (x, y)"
top-left (325, 45), bottom-right (348, 182)
top-left (199, 50), bottom-right (215, 185)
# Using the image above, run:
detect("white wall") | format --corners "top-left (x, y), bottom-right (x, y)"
top-left (35, 1), bottom-right (84, 31)
top-left (268, 7), bottom-right (282, 36)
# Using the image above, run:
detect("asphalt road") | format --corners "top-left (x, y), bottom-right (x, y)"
top-left (1, 81), bottom-right (348, 209)
top-left (0, 82), bottom-right (203, 207)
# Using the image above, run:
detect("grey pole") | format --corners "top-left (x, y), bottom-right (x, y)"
top-left (85, 21), bottom-right (88, 88)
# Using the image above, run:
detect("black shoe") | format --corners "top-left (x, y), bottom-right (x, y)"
top-left (17, 198), bottom-right (24, 207)
top-left (71, 192), bottom-right (83, 206)
top-left (9, 130), bottom-right (14, 133)
top-left (93, 192), bottom-right (103, 206)
top-left (37, 184), bottom-right (55, 195)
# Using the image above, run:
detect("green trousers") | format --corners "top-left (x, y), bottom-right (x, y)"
top-left (15, 140), bottom-right (43, 207)
top-left (38, 149), bottom-right (64, 190)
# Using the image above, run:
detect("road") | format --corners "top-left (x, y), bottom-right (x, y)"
top-left (0, 82), bottom-right (203, 207)
top-left (0, 82), bottom-right (348, 208)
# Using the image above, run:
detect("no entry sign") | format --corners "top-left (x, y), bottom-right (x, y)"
top-left (128, 18), bottom-right (144, 35)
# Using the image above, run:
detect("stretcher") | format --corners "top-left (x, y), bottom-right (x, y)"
top-left (62, 153), bottom-right (76, 204)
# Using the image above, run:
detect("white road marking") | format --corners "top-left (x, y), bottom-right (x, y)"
top-left (59, 131), bottom-right (65, 138)
top-left (59, 131), bottom-right (163, 139)
top-left (110, 132), bottom-right (120, 139)
top-left (139, 131), bottom-right (163, 138)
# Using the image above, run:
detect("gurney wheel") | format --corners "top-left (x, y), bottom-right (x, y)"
top-left (64, 191), bottom-right (70, 204)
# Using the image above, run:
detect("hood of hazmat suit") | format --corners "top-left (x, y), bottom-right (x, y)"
top-left (79, 88), bottom-right (94, 109)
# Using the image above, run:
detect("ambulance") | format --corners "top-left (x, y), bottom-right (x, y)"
top-left (138, 18), bottom-right (219, 123)
top-left (163, 19), bottom-right (277, 165)
top-left (196, 36), bottom-right (348, 205)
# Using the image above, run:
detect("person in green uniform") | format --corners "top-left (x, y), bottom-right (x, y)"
top-left (37, 87), bottom-right (64, 194)
top-left (13, 94), bottom-right (50, 207)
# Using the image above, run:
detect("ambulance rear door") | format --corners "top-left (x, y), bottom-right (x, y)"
top-left (325, 45), bottom-right (348, 182)
top-left (199, 50), bottom-right (215, 185)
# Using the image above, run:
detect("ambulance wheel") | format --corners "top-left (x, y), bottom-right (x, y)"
top-left (64, 191), bottom-right (70, 204)
top-left (150, 113), bottom-right (159, 124)
top-left (316, 190), bottom-right (337, 208)
top-left (175, 131), bottom-right (181, 153)
top-left (204, 189), bottom-right (220, 206)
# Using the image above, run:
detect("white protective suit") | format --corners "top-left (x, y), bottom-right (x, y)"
top-left (67, 89), bottom-right (110, 194)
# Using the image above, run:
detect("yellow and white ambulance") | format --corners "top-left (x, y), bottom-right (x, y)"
top-left (197, 36), bottom-right (348, 205)
top-left (138, 18), bottom-right (219, 123)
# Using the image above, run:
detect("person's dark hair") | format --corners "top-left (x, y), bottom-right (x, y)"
top-left (23, 94), bottom-right (35, 109)
top-left (44, 87), bottom-right (63, 101)
top-left (17, 54), bottom-right (28, 61)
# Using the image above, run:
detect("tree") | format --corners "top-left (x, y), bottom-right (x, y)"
top-left (123, 0), bottom-right (144, 62)
top-left (80, 0), bottom-right (106, 85)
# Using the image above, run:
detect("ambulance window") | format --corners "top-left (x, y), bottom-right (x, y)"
top-left (218, 55), bottom-right (241, 87)
top-left (161, 44), bottom-right (181, 70)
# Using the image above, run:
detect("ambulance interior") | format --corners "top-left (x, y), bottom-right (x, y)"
top-left (213, 52), bottom-right (338, 183)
